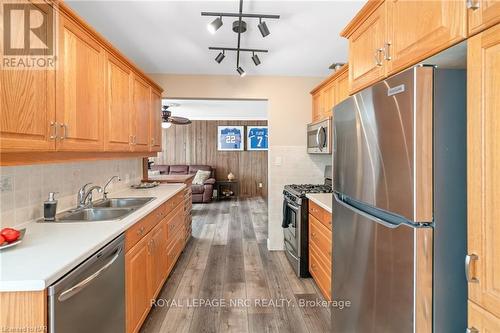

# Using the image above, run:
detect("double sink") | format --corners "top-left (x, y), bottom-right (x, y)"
top-left (50, 197), bottom-right (156, 222)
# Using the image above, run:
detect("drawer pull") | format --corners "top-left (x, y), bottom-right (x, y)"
top-left (465, 254), bottom-right (479, 283)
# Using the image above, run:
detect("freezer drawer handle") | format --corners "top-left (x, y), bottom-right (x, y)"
top-left (465, 254), bottom-right (479, 283)
top-left (58, 247), bottom-right (122, 302)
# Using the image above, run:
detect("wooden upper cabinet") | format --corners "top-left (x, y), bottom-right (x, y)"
top-left (467, 23), bottom-right (500, 319)
top-left (334, 66), bottom-right (349, 106)
top-left (322, 81), bottom-right (335, 118)
top-left (386, 0), bottom-right (466, 75)
top-left (150, 89), bottom-right (162, 152)
top-left (56, 14), bottom-right (104, 151)
top-left (311, 91), bottom-right (323, 122)
top-left (105, 54), bottom-right (132, 151)
top-left (131, 76), bottom-right (150, 152)
top-left (345, 1), bottom-right (387, 93)
top-left (0, 2), bottom-right (55, 152)
top-left (468, 0), bottom-right (500, 36)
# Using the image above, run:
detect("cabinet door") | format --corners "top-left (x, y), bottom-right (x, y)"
top-left (467, 23), bottom-right (500, 319)
top-left (322, 82), bottom-right (335, 120)
top-left (334, 69), bottom-right (349, 107)
top-left (150, 89), bottom-right (162, 152)
top-left (312, 91), bottom-right (323, 122)
top-left (125, 236), bottom-right (152, 333)
top-left (130, 76), bottom-right (150, 152)
top-left (105, 54), bottom-right (132, 151)
top-left (56, 14), bottom-right (104, 151)
top-left (468, 301), bottom-right (500, 333)
top-left (348, 1), bottom-right (387, 94)
top-left (0, 2), bottom-right (56, 152)
top-left (468, 0), bottom-right (500, 36)
top-left (150, 220), bottom-right (168, 298)
top-left (386, 0), bottom-right (466, 75)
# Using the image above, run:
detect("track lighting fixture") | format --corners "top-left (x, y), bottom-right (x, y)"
top-left (215, 51), bottom-right (225, 63)
top-left (236, 67), bottom-right (246, 77)
top-left (251, 52), bottom-right (261, 66)
top-left (257, 18), bottom-right (270, 37)
top-left (207, 16), bottom-right (223, 34)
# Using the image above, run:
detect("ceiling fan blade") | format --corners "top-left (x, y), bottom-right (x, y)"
top-left (169, 116), bottom-right (192, 125)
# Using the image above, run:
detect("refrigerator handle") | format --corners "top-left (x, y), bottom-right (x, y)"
top-left (333, 192), bottom-right (399, 229)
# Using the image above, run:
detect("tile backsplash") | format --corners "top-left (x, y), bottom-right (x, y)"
top-left (0, 159), bottom-right (143, 228)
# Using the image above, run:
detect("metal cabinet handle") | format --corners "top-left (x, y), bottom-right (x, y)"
top-left (58, 247), bottom-right (122, 301)
top-left (137, 226), bottom-right (145, 236)
top-left (466, 328), bottom-right (479, 333)
top-left (59, 123), bottom-right (67, 140)
top-left (374, 48), bottom-right (384, 66)
top-left (466, 0), bottom-right (480, 10)
top-left (465, 254), bottom-right (479, 283)
top-left (49, 121), bottom-right (58, 139)
top-left (384, 42), bottom-right (392, 61)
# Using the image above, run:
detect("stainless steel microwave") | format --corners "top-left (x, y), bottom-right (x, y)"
top-left (307, 117), bottom-right (331, 154)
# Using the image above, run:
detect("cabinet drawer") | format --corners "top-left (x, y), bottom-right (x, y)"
top-left (309, 245), bottom-right (331, 301)
top-left (309, 201), bottom-right (332, 230)
top-left (125, 204), bottom-right (166, 252)
top-left (164, 191), bottom-right (185, 216)
top-left (309, 215), bottom-right (332, 266)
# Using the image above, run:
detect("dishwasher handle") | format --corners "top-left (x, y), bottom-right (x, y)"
top-left (58, 247), bottom-right (122, 302)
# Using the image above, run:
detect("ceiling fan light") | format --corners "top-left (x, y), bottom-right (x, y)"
top-left (162, 121), bottom-right (172, 129)
top-left (215, 51), bottom-right (225, 63)
top-left (251, 53), bottom-right (261, 66)
top-left (258, 19), bottom-right (270, 37)
top-left (236, 66), bottom-right (246, 77)
top-left (207, 17), bottom-right (223, 34)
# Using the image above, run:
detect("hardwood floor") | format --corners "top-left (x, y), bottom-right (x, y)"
top-left (140, 197), bottom-right (331, 333)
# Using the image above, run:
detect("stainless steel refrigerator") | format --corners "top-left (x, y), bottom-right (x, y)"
top-left (331, 66), bottom-right (467, 333)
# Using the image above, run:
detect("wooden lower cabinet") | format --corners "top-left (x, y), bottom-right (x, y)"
top-left (468, 301), bottom-right (500, 333)
top-left (125, 193), bottom-right (190, 333)
top-left (125, 234), bottom-right (152, 333)
top-left (467, 23), bottom-right (500, 322)
top-left (308, 202), bottom-right (333, 301)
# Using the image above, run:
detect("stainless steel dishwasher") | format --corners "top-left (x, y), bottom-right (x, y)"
top-left (48, 234), bottom-right (125, 333)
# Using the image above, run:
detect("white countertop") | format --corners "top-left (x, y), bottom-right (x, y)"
top-left (306, 193), bottom-right (333, 213)
top-left (0, 183), bottom-right (185, 292)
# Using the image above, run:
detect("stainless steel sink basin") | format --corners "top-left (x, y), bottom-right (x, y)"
top-left (57, 208), bottom-right (134, 222)
top-left (93, 197), bottom-right (155, 209)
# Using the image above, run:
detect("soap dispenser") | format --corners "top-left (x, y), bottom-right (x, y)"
top-left (44, 192), bottom-right (58, 221)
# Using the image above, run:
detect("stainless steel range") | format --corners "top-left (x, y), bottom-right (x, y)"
top-left (282, 167), bottom-right (332, 277)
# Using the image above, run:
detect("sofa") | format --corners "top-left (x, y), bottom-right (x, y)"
top-left (151, 164), bottom-right (216, 203)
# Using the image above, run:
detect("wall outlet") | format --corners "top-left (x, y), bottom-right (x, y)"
top-left (258, 182), bottom-right (263, 188)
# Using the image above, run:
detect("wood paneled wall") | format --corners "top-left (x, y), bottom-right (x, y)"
top-left (154, 120), bottom-right (268, 197)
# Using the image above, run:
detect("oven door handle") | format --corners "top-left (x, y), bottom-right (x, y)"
top-left (286, 201), bottom-right (300, 212)
top-left (284, 240), bottom-right (299, 261)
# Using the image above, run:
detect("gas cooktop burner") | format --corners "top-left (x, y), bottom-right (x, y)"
top-left (284, 183), bottom-right (333, 197)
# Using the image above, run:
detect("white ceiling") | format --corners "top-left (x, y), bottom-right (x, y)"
top-left (164, 98), bottom-right (268, 120)
top-left (66, 0), bottom-right (364, 77)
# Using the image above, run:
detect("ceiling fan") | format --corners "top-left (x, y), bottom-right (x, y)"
top-left (161, 105), bottom-right (191, 128)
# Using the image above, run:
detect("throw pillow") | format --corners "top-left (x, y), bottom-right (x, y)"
top-left (192, 170), bottom-right (211, 185)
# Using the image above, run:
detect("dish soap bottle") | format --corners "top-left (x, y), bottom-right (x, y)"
top-left (44, 192), bottom-right (58, 221)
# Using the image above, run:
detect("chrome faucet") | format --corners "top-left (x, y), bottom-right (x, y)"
top-left (82, 185), bottom-right (103, 207)
top-left (77, 183), bottom-right (92, 208)
top-left (103, 175), bottom-right (121, 200)
top-left (77, 183), bottom-right (103, 208)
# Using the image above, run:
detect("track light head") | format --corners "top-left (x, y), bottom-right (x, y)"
top-left (258, 19), bottom-right (270, 37)
top-left (207, 16), bottom-right (223, 34)
top-left (251, 53), bottom-right (261, 66)
top-left (215, 51), bottom-right (225, 63)
top-left (236, 66), bottom-right (246, 77)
